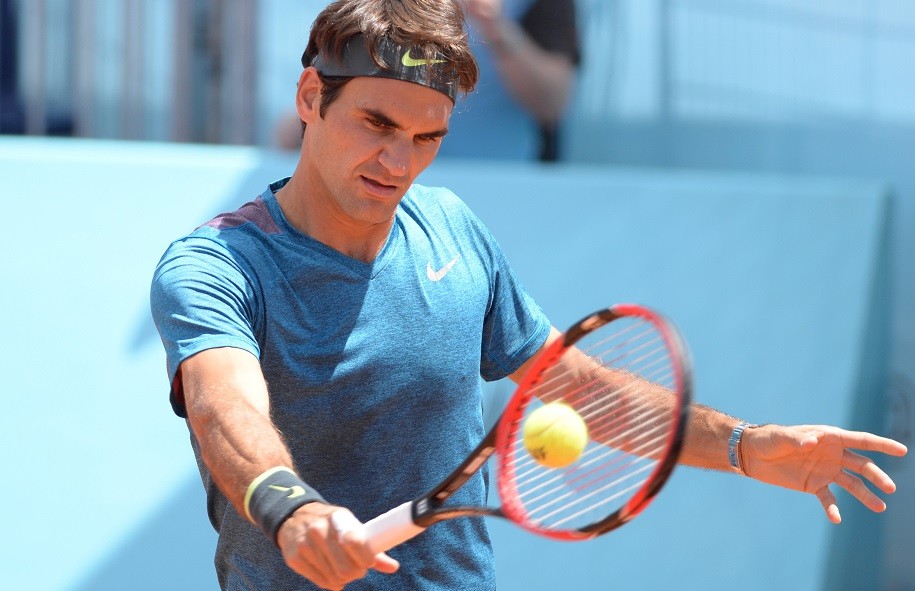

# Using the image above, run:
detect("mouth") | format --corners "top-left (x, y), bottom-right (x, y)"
top-left (360, 175), bottom-right (401, 198)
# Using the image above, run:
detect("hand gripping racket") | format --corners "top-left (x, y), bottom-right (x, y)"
top-left (365, 304), bottom-right (692, 551)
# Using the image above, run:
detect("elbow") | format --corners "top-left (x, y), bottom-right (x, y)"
top-left (185, 389), bottom-right (218, 438)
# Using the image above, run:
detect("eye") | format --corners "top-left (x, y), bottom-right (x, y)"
top-left (367, 118), bottom-right (391, 131)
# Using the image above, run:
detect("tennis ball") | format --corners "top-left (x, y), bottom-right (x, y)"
top-left (523, 402), bottom-right (589, 468)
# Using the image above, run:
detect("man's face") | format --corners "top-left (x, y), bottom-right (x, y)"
top-left (301, 75), bottom-right (453, 228)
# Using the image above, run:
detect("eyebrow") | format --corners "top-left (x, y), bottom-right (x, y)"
top-left (360, 108), bottom-right (449, 139)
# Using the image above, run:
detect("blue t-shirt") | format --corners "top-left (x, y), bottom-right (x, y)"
top-left (150, 178), bottom-right (551, 590)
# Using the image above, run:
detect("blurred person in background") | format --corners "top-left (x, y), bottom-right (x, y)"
top-left (440, 0), bottom-right (580, 161)
top-left (0, 0), bottom-right (25, 134)
top-left (0, 0), bottom-right (72, 135)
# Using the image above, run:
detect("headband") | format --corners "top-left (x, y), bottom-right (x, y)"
top-left (305, 34), bottom-right (459, 102)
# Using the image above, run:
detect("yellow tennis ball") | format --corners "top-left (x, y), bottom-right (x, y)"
top-left (523, 402), bottom-right (589, 468)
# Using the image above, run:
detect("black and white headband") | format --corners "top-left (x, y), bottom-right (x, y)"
top-left (305, 34), bottom-right (459, 102)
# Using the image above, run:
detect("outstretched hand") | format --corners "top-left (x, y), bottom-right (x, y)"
top-left (741, 425), bottom-right (908, 524)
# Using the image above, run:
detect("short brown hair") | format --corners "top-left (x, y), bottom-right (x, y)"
top-left (302, 0), bottom-right (478, 118)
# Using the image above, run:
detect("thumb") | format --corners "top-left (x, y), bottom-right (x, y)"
top-left (330, 510), bottom-right (400, 575)
top-left (772, 427), bottom-right (819, 452)
top-left (798, 433), bottom-right (819, 450)
top-left (372, 552), bottom-right (400, 574)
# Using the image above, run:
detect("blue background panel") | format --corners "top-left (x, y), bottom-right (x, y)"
top-left (0, 138), bottom-right (900, 591)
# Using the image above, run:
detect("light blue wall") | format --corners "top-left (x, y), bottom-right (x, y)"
top-left (564, 6), bottom-right (915, 588)
top-left (0, 138), bottom-right (900, 591)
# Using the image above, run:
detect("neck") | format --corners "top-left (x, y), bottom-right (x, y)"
top-left (274, 168), bottom-right (394, 264)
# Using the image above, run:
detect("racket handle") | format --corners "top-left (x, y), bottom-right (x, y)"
top-left (364, 500), bottom-right (426, 553)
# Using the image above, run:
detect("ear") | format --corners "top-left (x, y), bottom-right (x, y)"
top-left (296, 67), bottom-right (323, 125)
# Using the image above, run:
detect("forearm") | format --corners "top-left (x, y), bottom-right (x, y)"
top-left (182, 348), bottom-right (299, 519)
top-left (679, 402), bottom-right (743, 472)
top-left (189, 394), bottom-right (294, 514)
top-left (479, 17), bottom-right (575, 126)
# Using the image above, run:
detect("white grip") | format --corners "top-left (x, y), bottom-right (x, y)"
top-left (364, 500), bottom-right (426, 553)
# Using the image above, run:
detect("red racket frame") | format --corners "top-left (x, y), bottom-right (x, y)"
top-left (494, 304), bottom-right (692, 540)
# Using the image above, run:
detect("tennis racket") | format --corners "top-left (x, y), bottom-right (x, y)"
top-left (365, 303), bottom-right (692, 552)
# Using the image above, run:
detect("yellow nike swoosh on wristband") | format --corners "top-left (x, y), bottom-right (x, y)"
top-left (268, 484), bottom-right (306, 499)
top-left (402, 50), bottom-right (446, 67)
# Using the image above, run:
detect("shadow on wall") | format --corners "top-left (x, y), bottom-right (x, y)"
top-left (77, 157), bottom-right (299, 591)
top-left (71, 475), bottom-right (218, 591)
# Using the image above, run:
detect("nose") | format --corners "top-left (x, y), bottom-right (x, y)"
top-left (378, 136), bottom-right (410, 177)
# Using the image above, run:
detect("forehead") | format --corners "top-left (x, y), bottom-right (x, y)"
top-left (337, 77), bottom-right (453, 124)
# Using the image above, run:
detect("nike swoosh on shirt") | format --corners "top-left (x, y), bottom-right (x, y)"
top-left (427, 255), bottom-right (460, 282)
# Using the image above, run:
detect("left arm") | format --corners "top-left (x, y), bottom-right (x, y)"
top-left (511, 329), bottom-right (909, 523)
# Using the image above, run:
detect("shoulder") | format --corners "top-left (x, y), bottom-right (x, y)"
top-left (160, 191), bottom-right (283, 268)
top-left (402, 183), bottom-right (464, 209)
top-left (187, 179), bottom-right (288, 249)
top-left (153, 194), bottom-right (281, 293)
top-left (399, 183), bottom-right (493, 236)
top-left (199, 195), bottom-right (282, 237)
top-left (401, 183), bottom-right (480, 218)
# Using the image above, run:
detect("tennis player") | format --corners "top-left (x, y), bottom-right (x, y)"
top-left (150, 1), bottom-right (907, 589)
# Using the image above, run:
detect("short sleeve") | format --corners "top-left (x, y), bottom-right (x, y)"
top-left (149, 235), bottom-right (261, 416)
top-left (466, 212), bottom-right (551, 381)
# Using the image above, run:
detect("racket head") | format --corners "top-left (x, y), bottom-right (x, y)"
top-left (494, 304), bottom-right (692, 541)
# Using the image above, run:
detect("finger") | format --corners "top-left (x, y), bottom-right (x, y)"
top-left (302, 520), bottom-right (351, 589)
top-left (286, 550), bottom-right (342, 591)
top-left (815, 486), bottom-right (841, 524)
top-left (372, 552), bottom-right (401, 574)
top-left (330, 511), bottom-right (375, 568)
top-left (797, 435), bottom-right (819, 452)
top-left (306, 513), bottom-right (370, 585)
top-left (834, 471), bottom-right (887, 513)
top-left (284, 549), bottom-right (320, 578)
top-left (843, 450), bottom-right (897, 494)
top-left (280, 527), bottom-right (328, 582)
top-left (839, 430), bottom-right (908, 456)
top-left (329, 510), bottom-right (400, 574)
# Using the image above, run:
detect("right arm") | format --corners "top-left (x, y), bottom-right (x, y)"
top-left (182, 347), bottom-right (290, 502)
top-left (180, 346), bottom-right (399, 590)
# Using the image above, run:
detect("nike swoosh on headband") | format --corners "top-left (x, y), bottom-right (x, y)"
top-left (307, 33), bottom-right (458, 102)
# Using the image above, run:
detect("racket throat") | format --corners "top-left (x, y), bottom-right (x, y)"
top-left (420, 503), bottom-right (504, 525)
top-left (429, 440), bottom-right (497, 502)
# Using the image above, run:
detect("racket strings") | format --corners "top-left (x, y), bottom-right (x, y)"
top-left (510, 369), bottom-right (674, 508)
top-left (505, 317), bottom-right (681, 531)
top-left (509, 365), bottom-right (674, 481)
top-left (518, 352), bottom-right (675, 474)
top-left (521, 420), bottom-right (666, 507)
top-left (528, 323), bottom-right (661, 403)
top-left (531, 460), bottom-right (658, 527)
